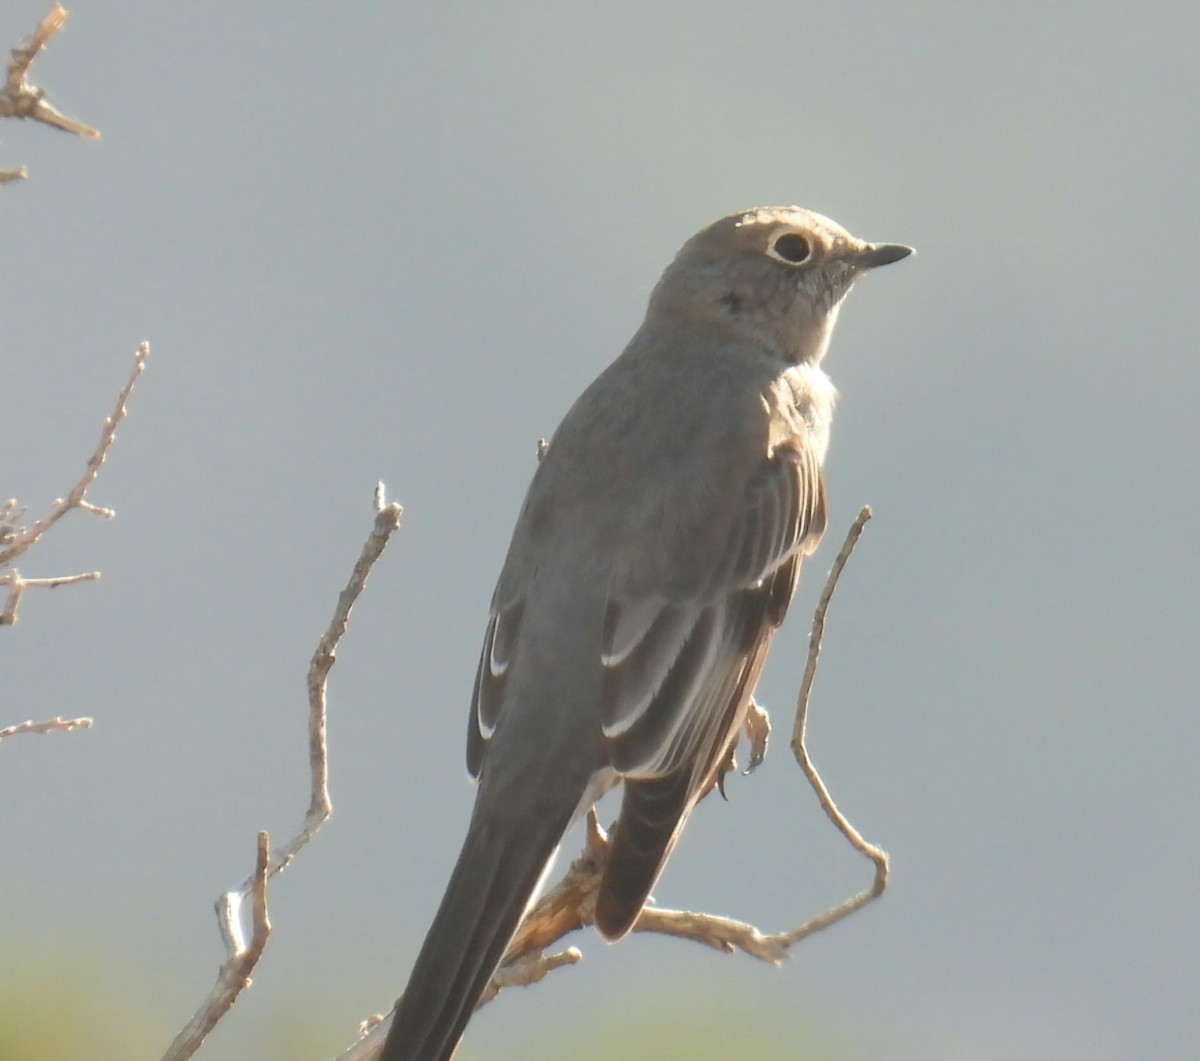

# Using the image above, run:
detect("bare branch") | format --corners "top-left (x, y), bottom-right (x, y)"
top-left (786, 505), bottom-right (889, 935)
top-left (0, 5), bottom-right (99, 150)
top-left (2, 343), bottom-right (150, 564)
top-left (1, 343), bottom-right (150, 624)
top-left (261, 483), bottom-right (403, 884)
top-left (1, 341), bottom-right (150, 562)
top-left (0, 568), bottom-right (100, 625)
top-left (161, 832), bottom-right (272, 1061)
top-left (481, 947), bottom-right (582, 1004)
top-left (168, 487), bottom-right (404, 1060)
top-left (634, 906), bottom-right (790, 963)
top-left (0, 714), bottom-right (92, 741)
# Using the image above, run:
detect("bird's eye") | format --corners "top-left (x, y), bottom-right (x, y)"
top-left (769, 233), bottom-right (812, 265)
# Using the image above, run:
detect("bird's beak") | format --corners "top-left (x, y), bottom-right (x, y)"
top-left (848, 242), bottom-right (914, 269)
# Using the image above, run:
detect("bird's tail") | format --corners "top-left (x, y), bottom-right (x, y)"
top-left (594, 770), bottom-right (693, 940)
top-left (380, 806), bottom-right (567, 1061)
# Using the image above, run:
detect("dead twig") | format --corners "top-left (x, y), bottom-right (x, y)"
top-left (0, 4), bottom-right (99, 181)
top-left (784, 505), bottom-right (888, 935)
top-left (0, 715), bottom-right (93, 742)
top-left (263, 483), bottom-right (404, 882)
top-left (1, 343), bottom-right (151, 625)
top-left (160, 833), bottom-right (272, 1061)
top-left (165, 487), bottom-right (404, 1060)
top-left (0, 569), bottom-right (100, 626)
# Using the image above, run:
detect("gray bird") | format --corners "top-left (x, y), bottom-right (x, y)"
top-left (381, 206), bottom-right (912, 1061)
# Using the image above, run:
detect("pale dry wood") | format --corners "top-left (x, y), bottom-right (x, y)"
top-left (1, 343), bottom-right (150, 625)
top-left (160, 833), bottom-right (272, 1061)
top-left (0, 715), bottom-right (92, 741)
top-left (0, 569), bottom-right (100, 625)
top-left (165, 488), bottom-right (404, 1060)
top-left (784, 506), bottom-right (889, 936)
top-left (261, 485), bottom-right (404, 881)
top-left (0, 5), bottom-right (99, 178)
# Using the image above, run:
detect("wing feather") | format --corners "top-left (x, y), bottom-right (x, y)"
top-left (599, 439), bottom-right (825, 779)
top-left (600, 603), bottom-right (700, 737)
top-left (466, 599), bottom-right (525, 777)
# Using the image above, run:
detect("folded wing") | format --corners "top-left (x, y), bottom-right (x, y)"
top-left (595, 435), bottom-right (827, 938)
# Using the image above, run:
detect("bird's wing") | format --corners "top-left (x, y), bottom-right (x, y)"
top-left (599, 433), bottom-right (826, 778)
top-left (592, 431), bottom-right (826, 939)
top-left (466, 597), bottom-right (525, 778)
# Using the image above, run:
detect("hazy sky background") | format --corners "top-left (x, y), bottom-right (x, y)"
top-left (3, 3), bottom-right (1197, 1060)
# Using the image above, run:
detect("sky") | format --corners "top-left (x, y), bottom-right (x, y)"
top-left (2, 3), bottom-right (1198, 1060)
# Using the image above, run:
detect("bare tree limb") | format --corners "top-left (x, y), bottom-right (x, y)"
top-left (0, 568), bottom-right (101, 625)
top-left (1, 342), bottom-right (151, 626)
top-left (0, 714), bottom-right (92, 741)
top-left (1, 342), bottom-right (149, 564)
top-left (353, 508), bottom-right (886, 1057)
top-left (160, 832), bottom-right (272, 1061)
top-left (0, 5), bottom-right (99, 182)
top-left (249, 483), bottom-right (404, 886)
top-left (784, 505), bottom-right (889, 935)
top-left (166, 487), bottom-right (404, 1060)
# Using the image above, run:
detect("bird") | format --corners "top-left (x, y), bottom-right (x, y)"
top-left (380, 206), bottom-right (912, 1060)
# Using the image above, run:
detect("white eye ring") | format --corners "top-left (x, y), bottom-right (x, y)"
top-left (767, 232), bottom-right (812, 266)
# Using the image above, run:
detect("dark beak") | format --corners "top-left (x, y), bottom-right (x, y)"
top-left (849, 242), bottom-right (915, 269)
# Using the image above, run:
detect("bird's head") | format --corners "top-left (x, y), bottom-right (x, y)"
top-left (650, 206), bottom-right (912, 364)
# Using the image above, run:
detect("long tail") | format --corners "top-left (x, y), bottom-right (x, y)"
top-left (380, 807), bottom-right (566, 1061)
